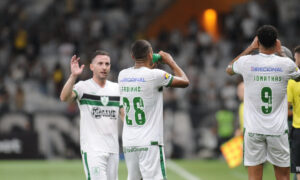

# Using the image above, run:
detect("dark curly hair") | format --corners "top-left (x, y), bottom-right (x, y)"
top-left (256, 25), bottom-right (278, 49)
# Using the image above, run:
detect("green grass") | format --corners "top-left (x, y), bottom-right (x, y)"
top-left (0, 159), bottom-right (294, 180)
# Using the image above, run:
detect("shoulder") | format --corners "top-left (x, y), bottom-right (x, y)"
top-left (238, 54), bottom-right (253, 62)
top-left (119, 67), bottom-right (133, 74)
top-left (275, 55), bottom-right (293, 64)
top-left (288, 79), bottom-right (296, 86)
top-left (150, 68), bottom-right (168, 75)
top-left (106, 80), bottom-right (119, 88)
top-left (234, 55), bottom-right (254, 66)
top-left (75, 79), bottom-right (91, 87)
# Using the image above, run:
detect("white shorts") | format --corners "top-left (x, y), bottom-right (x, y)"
top-left (243, 129), bottom-right (290, 167)
top-left (123, 145), bottom-right (167, 180)
top-left (81, 150), bottom-right (119, 180)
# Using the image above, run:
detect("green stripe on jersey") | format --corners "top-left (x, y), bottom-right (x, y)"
top-left (166, 76), bottom-right (174, 87)
top-left (79, 99), bottom-right (120, 107)
top-left (73, 90), bottom-right (79, 99)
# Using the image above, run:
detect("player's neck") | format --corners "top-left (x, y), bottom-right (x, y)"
top-left (259, 47), bottom-right (276, 55)
top-left (134, 60), bottom-right (151, 69)
top-left (93, 77), bottom-right (106, 88)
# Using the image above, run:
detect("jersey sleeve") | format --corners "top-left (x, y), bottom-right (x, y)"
top-left (153, 69), bottom-right (174, 88)
top-left (115, 83), bottom-right (123, 108)
top-left (232, 55), bottom-right (249, 75)
top-left (287, 80), bottom-right (294, 103)
top-left (287, 60), bottom-right (300, 80)
top-left (118, 71), bottom-right (124, 108)
top-left (73, 81), bottom-right (84, 100)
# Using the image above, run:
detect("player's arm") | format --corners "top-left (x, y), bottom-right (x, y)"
top-left (60, 55), bottom-right (85, 102)
top-left (159, 51), bottom-right (189, 88)
top-left (226, 36), bottom-right (259, 75)
top-left (288, 102), bottom-right (293, 117)
top-left (119, 107), bottom-right (124, 122)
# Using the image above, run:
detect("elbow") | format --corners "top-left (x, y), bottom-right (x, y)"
top-left (60, 94), bottom-right (67, 102)
top-left (180, 79), bottom-right (190, 88)
top-left (183, 80), bottom-right (190, 88)
top-left (226, 68), bottom-right (234, 76)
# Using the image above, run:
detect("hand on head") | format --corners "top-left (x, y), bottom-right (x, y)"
top-left (249, 36), bottom-right (259, 50)
top-left (275, 39), bottom-right (282, 55)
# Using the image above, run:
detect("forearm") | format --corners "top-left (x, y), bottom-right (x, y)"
top-left (288, 103), bottom-right (293, 117)
top-left (168, 61), bottom-right (189, 83)
top-left (119, 108), bottom-right (124, 122)
top-left (60, 75), bottom-right (77, 102)
top-left (226, 46), bottom-right (255, 75)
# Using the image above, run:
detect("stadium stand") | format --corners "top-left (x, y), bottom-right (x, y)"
top-left (0, 0), bottom-right (299, 159)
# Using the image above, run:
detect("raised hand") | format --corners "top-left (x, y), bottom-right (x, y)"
top-left (275, 39), bottom-right (282, 55)
top-left (70, 55), bottom-right (85, 77)
top-left (158, 51), bottom-right (175, 66)
top-left (249, 36), bottom-right (259, 50)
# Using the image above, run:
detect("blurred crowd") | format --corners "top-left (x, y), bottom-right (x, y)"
top-left (0, 0), bottom-right (299, 159)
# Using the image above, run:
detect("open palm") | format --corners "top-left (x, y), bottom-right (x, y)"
top-left (70, 55), bottom-right (85, 76)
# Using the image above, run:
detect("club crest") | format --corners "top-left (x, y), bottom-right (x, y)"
top-left (101, 96), bottom-right (109, 106)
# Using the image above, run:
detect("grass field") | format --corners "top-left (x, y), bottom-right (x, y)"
top-left (0, 159), bottom-right (293, 180)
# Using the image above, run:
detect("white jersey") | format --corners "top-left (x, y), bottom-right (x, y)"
top-left (233, 53), bottom-right (300, 135)
top-left (118, 67), bottom-right (173, 146)
top-left (73, 79), bottom-right (120, 153)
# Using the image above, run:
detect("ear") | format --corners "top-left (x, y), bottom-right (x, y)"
top-left (90, 63), bottom-right (93, 71)
top-left (148, 52), bottom-right (153, 61)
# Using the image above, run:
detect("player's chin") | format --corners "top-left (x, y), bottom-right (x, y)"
top-left (97, 74), bottom-right (107, 79)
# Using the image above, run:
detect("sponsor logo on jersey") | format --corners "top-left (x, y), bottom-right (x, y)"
top-left (92, 107), bottom-right (117, 119)
top-left (120, 77), bottom-right (145, 82)
top-left (100, 96), bottom-right (109, 106)
top-left (251, 66), bottom-right (283, 72)
top-left (164, 73), bottom-right (170, 79)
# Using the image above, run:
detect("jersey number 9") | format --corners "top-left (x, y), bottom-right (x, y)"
top-left (261, 87), bottom-right (272, 114)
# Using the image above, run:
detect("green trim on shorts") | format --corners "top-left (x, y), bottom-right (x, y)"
top-left (159, 145), bottom-right (167, 179)
top-left (83, 152), bottom-right (91, 180)
top-left (151, 141), bottom-right (158, 145)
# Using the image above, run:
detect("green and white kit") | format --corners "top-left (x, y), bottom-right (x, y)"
top-left (73, 79), bottom-right (121, 180)
top-left (118, 67), bottom-right (173, 180)
top-left (233, 53), bottom-right (300, 135)
top-left (233, 53), bottom-right (300, 167)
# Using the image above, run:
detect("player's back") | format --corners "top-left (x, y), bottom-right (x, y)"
top-left (235, 53), bottom-right (298, 135)
top-left (118, 67), bottom-right (172, 146)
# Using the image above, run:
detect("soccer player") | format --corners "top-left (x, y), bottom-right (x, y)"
top-left (287, 45), bottom-right (300, 180)
top-left (60, 50), bottom-right (124, 180)
top-left (118, 40), bottom-right (189, 180)
top-left (226, 25), bottom-right (300, 180)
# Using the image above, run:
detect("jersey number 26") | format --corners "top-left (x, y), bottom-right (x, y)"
top-left (123, 97), bottom-right (146, 125)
